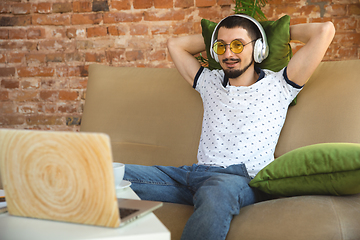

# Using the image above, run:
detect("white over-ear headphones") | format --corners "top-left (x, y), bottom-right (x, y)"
top-left (210, 14), bottom-right (269, 63)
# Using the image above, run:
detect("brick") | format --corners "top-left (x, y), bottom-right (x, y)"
top-left (217, 0), bottom-right (233, 6)
top-left (267, 0), bottom-right (283, 4)
top-left (76, 40), bottom-right (93, 50)
top-left (57, 65), bottom-right (88, 77)
top-left (41, 79), bottom-right (68, 89)
top-left (104, 12), bottom-right (142, 23)
top-left (73, 1), bottom-right (92, 13)
top-left (0, 16), bottom-right (31, 26)
top-left (26, 115), bottom-right (63, 125)
top-left (70, 79), bottom-right (87, 89)
top-left (0, 29), bottom-right (8, 39)
top-left (127, 36), bottom-right (152, 49)
top-left (0, 3), bottom-right (11, 14)
top-left (38, 40), bottom-right (75, 52)
top-left (51, 28), bottom-right (66, 38)
top-left (59, 104), bottom-right (79, 113)
top-left (66, 28), bottom-right (77, 39)
top-left (93, 0), bottom-right (109, 12)
top-left (8, 52), bottom-right (25, 63)
top-left (173, 22), bottom-right (193, 34)
top-left (0, 53), bottom-right (6, 63)
top-left (108, 25), bottom-right (128, 35)
top-left (198, 7), bottom-right (223, 20)
top-left (324, 4), bottom-right (347, 17)
top-left (0, 102), bottom-right (17, 114)
top-left (148, 50), bottom-right (166, 61)
top-left (18, 104), bottom-right (38, 114)
top-left (111, 0), bottom-right (131, 10)
top-left (151, 25), bottom-right (170, 35)
top-left (332, 17), bottom-right (357, 31)
top-left (33, 2), bottom-right (51, 14)
top-left (0, 91), bottom-right (9, 101)
top-left (46, 53), bottom-right (64, 63)
top-left (9, 28), bottom-right (26, 39)
top-left (12, 3), bottom-right (31, 15)
top-left (85, 52), bottom-right (106, 62)
top-left (38, 103), bottom-right (57, 114)
top-left (0, 40), bottom-right (37, 51)
top-left (175, 0), bottom-right (194, 8)
top-left (21, 79), bottom-right (40, 90)
top-left (349, 4), bottom-right (360, 15)
top-left (106, 50), bottom-right (125, 64)
top-left (87, 26), bottom-right (108, 37)
top-left (79, 65), bottom-right (88, 77)
top-left (27, 27), bottom-right (46, 39)
top-left (130, 24), bottom-right (148, 35)
top-left (32, 14), bottom-right (71, 26)
top-left (126, 50), bottom-right (145, 61)
top-left (144, 9), bottom-right (185, 21)
top-left (52, 3), bottom-right (72, 13)
top-left (154, 0), bottom-right (173, 8)
top-left (65, 52), bottom-right (84, 62)
top-left (0, 67), bottom-right (15, 77)
top-left (309, 17), bottom-right (332, 23)
top-left (40, 90), bottom-right (59, 101)
top-left (17, 67), bottom-right (55, 77)
top-left (290, 17), bottom-right (307, 25)
top-left (9, 90), bottom-right (38, 102)
top-left (196, 0), bottom-right (216, 7)
top-left (59, 90), bottom-right (79, 101)
top-left (1, 80), bottom-right (19, 89)
top-left (193, 21), bottom-right (202, 34)
top-left (26, 53), bottom-right (46, 64)
top-left (134, 0), bottom-right (154, 9)
top-left (71, 13), bottom-right (103, 25)
top-left (0, 115), bottom-right (25, 125)
top-left (334, 32), bottom-right (360, 47)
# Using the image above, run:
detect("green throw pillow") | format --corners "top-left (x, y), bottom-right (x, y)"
top-left (201, 15), bottom-right (292, 71)
top-left (249, 143), bottom-right (360, 197)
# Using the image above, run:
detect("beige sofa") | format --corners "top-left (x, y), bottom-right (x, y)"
top-left (80, 59), bottom-right (360, 240)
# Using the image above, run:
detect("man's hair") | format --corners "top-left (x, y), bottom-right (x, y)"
top-left (217, 15), bottom-right (261, 41)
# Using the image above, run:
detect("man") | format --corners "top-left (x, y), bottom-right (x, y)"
top-left (124, 15), bottom-right (335, 240)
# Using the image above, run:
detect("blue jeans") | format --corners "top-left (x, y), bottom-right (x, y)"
top-left (124, 164), bottom-right (268, 240)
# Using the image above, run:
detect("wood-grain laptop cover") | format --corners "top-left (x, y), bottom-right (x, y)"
top-left (0, 129), bottom-right (121, 227)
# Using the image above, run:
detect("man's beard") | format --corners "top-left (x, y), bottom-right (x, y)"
top-left (223, 58), bottom-right (253, 79)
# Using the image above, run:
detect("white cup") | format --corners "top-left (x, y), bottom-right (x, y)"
top-left (113, 162), bottom-right (125, 187)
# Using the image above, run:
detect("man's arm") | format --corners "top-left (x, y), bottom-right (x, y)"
top-left (287, 22), bottom-right (335, 86)
top-left (167, 34), bottom-right (206, 86)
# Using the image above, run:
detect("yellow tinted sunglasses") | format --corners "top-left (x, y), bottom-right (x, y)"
top-left (213, 39), bottom-right (256, 55)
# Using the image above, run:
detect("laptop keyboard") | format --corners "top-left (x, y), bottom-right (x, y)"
top-left (119, 208), bottom-right (139, 219)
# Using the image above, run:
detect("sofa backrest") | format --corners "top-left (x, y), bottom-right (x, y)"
top-left (275, 59), bottom-right (360, 157)
top-left (81, 60), bottom-right (360, 167)
top-left (81, 66), bottom-right (203, 166)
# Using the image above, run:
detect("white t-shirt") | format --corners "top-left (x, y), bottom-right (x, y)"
top-left (193, 66), bottom-right (302, 177)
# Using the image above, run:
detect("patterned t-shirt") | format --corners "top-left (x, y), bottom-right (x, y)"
top-left (193, 66), bottom-right (302, 177)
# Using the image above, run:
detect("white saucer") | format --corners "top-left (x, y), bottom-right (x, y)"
top-left (115, 180), bottom-right (131, 190)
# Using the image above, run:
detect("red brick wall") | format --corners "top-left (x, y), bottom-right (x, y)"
top-left (0, 0), bottom-right (359, 131)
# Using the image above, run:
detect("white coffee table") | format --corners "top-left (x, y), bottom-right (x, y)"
top-left (0, 188), bottom-right (170, 240)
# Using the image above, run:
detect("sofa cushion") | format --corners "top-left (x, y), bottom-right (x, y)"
top-left (249, 143), bottom-right (360, 197)
top-left (201, 15), bottom-right (292, 72)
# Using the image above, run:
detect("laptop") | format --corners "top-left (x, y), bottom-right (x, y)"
top-left (0, 129), bottom-right (162, 228)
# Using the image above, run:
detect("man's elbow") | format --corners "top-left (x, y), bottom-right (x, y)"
top-left (322, 21), bottom-right (336, 41)
top-left (167, 37), bottom-right (176, 52)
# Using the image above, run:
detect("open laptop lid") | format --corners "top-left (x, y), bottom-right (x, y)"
top-left (0, 129), bottom-right (121, 228)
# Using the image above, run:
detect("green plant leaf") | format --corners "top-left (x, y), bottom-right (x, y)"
top-left (233, 0), bottom-right (268, 21)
